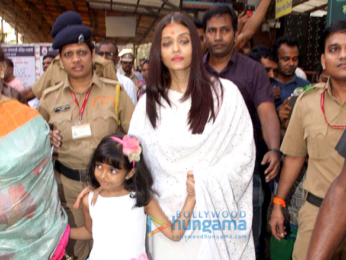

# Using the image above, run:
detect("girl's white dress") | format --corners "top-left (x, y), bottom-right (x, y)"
top-left (129, 78), bottom-right (256, 260)
top-left (88, 191), bottom-right (147, 260)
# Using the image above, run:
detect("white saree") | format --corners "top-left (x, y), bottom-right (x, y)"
top-left (129, 78), bottom-right (255, 260)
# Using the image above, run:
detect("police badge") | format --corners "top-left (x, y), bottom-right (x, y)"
top-left (78, 34), bottom-right (85, 43)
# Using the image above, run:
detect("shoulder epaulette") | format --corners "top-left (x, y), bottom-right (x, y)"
top-left (99, 77), bottom-right (123, 89)
top-left (41, 81), bottom-right (63, 99)
top-left (299, 84), bottom-right (319, 98)
top-left (98, 78), bottom-right (122, 126)
top-left (52, 55), bottom-right (60, 63)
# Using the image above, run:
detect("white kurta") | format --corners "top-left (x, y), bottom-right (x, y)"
top-left (129, 78), bottom-right (255, 260)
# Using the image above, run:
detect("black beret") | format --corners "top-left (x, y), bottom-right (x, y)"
top-left (51, 11), bottom-right (83, 38)
top-left (52, 25), bottom-right (92, 50)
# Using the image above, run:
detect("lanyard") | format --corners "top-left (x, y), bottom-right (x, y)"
top-left (69, 84), bottom-right (93, 122)
top-left (320, 84), bottom-right (346, 130)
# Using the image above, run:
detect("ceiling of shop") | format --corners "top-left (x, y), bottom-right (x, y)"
top-left (0, 0), bottom-right (329, 44)
top-left (292, 0), bottom-right (328, 16)
top-left (0, 0), bottom-right (180, 44)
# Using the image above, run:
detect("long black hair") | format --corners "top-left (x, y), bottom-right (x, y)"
top-left (87, 133), bottom-right (154, 207)
top-left (146, 12), bottom-right (222, 134)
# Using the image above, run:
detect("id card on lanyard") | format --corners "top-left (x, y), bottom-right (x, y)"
top-left (70, 85), bottom-right (93, 139)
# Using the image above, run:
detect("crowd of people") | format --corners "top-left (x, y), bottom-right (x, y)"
top-left (1, 2), bottom-right (346, 260)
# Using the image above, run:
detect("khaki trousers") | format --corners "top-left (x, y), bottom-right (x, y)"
top-left (293, 201), bottom-right (346, 260)
top-left (55, 170), bottom-right (92, 260)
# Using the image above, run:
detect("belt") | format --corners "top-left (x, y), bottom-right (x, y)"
top-left (55, 160), bottom-right (87, 182)
top-left (306, 192), bottom-right (324, 208)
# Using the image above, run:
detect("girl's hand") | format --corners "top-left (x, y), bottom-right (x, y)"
top-left (73, 186), bottom-right (103, 209)
top-left (186, 171), bottom-right (195, 199)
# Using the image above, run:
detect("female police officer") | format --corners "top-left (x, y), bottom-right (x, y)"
top-left (38, 12), bottom-right (134, 259)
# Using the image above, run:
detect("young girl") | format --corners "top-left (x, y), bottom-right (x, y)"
top-left (70, 133), bottom-right (196, 260)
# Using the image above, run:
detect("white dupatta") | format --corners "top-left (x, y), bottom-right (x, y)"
top-left (129, 78), bottom-right (255, 260)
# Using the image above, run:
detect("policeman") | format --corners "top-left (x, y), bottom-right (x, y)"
top-left (119, 53), bottom-right (138, 85)
top-left (270, 21), bottom-right (346, 260)
top-left (38, 11), bottom-right (134, 259)
top-left (21, 11), bottom-right (118, 101)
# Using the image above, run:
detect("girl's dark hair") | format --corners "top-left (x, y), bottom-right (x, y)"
top-left (87, 133), bottom-right (154, 207)
top-left (147, 12), bottom-right (222, 134)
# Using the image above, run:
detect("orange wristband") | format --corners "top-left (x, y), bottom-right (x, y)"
top-left (273, 196), bottom-right (286, 208)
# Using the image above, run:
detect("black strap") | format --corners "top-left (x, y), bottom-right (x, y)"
top-left (306, 192), bottom-right (324, 208)
top-left (55, 160), bottom-right (86, 181)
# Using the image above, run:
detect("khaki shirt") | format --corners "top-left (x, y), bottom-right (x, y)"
top-left (32, 55), bottom-right (118, 99)
top-left (38, 73), bottom-right (134, 169)
top-left (119, 66), bottom-right (138, 86)
top-left (281, 80), bottom-right (346, 198)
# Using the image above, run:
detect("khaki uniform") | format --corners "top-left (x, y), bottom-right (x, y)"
top-left (281, 80), bottom-right (346, 260)
top-left (32, 55), bottom-right (118, 99)
top-left (38, 74), bottom-right (134, 259)
top-left (119, 66), bottom-right (138, 86)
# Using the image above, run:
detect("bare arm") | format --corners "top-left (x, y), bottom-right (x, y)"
top-left (70, 193), bottom-right (93, 240)
top-left (270, 155), bottom-right (306, 240)
top-left (257, 101), bottom-right (281, 182)
top-left (20, 87), bottom-right (36, 101)
top-left (235, 0), bottom-right (272, 51)
top-left (307, 161), bottom-right (346, 260)
top-left (145, 172), bottom-right (196, 241)
top-left (236, 13), bottom-right (250, 38)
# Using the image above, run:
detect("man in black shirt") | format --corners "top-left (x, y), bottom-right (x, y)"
top-left (203, 5), bottom-right (281, 259)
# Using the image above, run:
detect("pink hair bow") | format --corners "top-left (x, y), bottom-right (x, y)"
top-left (110, 135), bottom-right (142, 167)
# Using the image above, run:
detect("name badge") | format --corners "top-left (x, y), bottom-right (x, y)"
top-left (72, 124), bottom-right (92, 139)
top-left (54, 105), bottom-right (70, 112)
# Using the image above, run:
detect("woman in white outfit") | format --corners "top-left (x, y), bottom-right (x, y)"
top-left (128, 12), bottom-right (256, 260)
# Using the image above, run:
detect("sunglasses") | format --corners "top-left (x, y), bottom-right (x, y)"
top-left (98, 51), bottom-right (116, 57)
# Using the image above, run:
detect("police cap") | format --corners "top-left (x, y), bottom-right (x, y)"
top-left (121, 53), bottom-right (134, 62)
top-left (51, 11), bottom-right (83, 38)
top-left (52, 22), bottom-right (92, 50)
